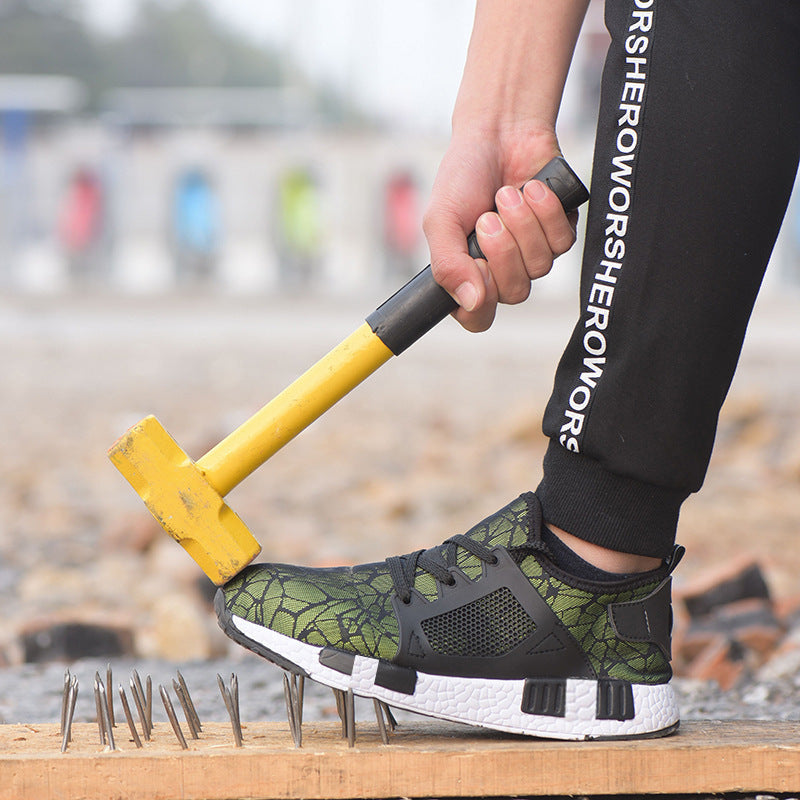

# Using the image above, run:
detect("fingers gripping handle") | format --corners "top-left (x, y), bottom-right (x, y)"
top-left (466, 156), bottom-right (590, 261)
top-left (366, 156), bottom-right (589, 355)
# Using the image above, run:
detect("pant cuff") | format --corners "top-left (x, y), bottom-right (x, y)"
top-left (536, 441), bottom-right (688, 558)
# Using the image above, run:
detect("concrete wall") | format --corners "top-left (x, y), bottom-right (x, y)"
top-left (1, 118), bottom-right (798, 296)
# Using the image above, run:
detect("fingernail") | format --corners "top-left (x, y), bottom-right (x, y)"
top-left (454, 282), bottom-right (478, 312)
top-left (497, 186), bottom-right (523, 208)
top-left (526, 180), bottom-right (547, 202)
top-left (477, 212), bottom-right (502, 236)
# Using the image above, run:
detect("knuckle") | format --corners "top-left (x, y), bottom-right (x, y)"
top-left (500, 281), bottom-right (531, 305)
top-left (430, 254), bottom-right (471, 291)
top-left (552, 227), bottom-right (577, 256)
top-left (480, 230), bottom-right (516, 262)
top-left (525, 254), bottom-right (555, 280)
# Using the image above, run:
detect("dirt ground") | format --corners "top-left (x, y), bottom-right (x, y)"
top-left (1, 286), bottom-right (799, 660)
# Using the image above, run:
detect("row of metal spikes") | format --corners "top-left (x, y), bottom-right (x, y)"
top-left (60, 665), bottom-right (398, 751)
top-left (59, 665), bottom-right (243, 752)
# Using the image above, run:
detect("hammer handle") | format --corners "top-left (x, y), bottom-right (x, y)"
top-left (198, 157), bottom-right (588, 495)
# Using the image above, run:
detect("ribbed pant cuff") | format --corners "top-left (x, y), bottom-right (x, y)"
top-left (536, 442), bottom-right (688, 559)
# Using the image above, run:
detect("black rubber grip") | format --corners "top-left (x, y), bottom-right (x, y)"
top-left (366, 156), bottom-right (589, 355)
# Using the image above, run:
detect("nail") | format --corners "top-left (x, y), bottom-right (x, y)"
top-left (373, 699), bottom-right (389, 745)
top-left (173, 679), bottom-right (200, 740)
top-left (454, 281), bottom-right (478, 312)
top-left (332, 688), bottom-right (347, 738)
top-left (476, 211), bottom-right (502, 236)
top-left (282, 674), bottom-right (297, 747)
top-left (497, 185), bottom-right (523, 208)
top-left (381, 702), bottom-right (398, 732)
top-left (119, 685), bottom-right (143, 749)
top-left (99, 677), bottom-right (116, 751)
top-left (230, 673), bottom-right (241, 735)
top-left (177, 671), bottom-right (202, 733)
top-left (131, 670), bottom-right (148, 734)
top-left (61, 677), bottom-right (78, 753)
top-left (106, 664), bottom-right (115, 728)
top-left (217, 673), bottom-right (243, 748)
top-left (297, 676), bottom-right (305, 727)
top-left (145, 675), bottom-right (153, 733)
top-left (94, 676), bottom-right (106, 745)
top-left (282, 672), bottom-right (302, 748)
top-left (345, 689), bottom-right (355, 748)
top-left (95, 674), bottom-right (115, 750)
top-left (130, 676), bottom-right (150, 741)
top-left (160, 685), bottom-right (188, 750)
top-left (525, 179), bottom-right (547, 202)
top-left (60, 669), bottom-right (70, 738)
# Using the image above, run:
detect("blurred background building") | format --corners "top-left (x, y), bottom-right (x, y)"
top-left (0, 0), bottom-right (797, 296)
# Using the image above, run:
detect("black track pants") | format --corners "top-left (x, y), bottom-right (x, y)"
top-left (537, 0), bottom-right (800, 558)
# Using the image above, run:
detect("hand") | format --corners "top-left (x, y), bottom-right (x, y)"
top-left (423, 129), bottom-right (579, 332)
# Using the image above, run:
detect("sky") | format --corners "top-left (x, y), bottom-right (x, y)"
top-left (79, 0), bottom-right (477, 133)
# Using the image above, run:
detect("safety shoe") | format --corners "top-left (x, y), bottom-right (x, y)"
top-left (215, 493), bottom-right (682, 739)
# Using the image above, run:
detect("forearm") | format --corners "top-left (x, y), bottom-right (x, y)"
top-left (453, 0), bottom-right (590, 139)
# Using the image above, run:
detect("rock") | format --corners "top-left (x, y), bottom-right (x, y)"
top-left (144, 592), bottom-right (216, 661)
top-left (19, 616), bottom-right (135, 663)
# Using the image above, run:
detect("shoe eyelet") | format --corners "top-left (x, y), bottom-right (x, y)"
top-left (489, 556), bottom-right (499, 565)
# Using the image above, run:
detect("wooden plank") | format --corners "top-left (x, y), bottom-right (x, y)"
top-left (1, 720), bottom-right (798, 799)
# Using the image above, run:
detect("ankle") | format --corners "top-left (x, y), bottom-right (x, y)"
top-left (547, 525), bottom-right (662, 574)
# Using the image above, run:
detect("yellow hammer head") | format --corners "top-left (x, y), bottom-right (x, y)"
top-left (108, 415), bottom-right (261, 585)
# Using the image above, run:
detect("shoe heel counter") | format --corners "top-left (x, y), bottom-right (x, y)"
top-left (608, 576), bottom-right (674, 661)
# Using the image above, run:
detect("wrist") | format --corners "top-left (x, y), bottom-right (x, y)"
top-left (450, 115), bottom-right (558, 152)
top-left (450, 0), bottom-right (589, 145)
top-left (447, 121), bottom-right (562, 184)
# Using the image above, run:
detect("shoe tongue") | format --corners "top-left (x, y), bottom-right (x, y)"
top-left (413, 495), bottom-right (535, 599)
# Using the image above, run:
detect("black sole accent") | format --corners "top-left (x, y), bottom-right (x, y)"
top-left (596, 678), bottom-right (635, 721)
top-left (375, 660), bottom-right (417, 695)
top-left (214, 590), bottom-right (310, 678)
top-left (319, 646), bottom-right (356, 675)
top-left (521, 678), bottom-right (566, 718)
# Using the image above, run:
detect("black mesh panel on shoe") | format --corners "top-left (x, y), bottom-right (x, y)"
top-left (420, 587), bottom-right (536, 657)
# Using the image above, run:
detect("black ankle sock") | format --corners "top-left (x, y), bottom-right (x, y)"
top-left (542, 526), bottom-right (639, 582)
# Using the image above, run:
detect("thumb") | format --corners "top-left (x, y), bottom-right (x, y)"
top-left (427, 221), bottom-right (498, 332)
top-left (425, 215), bottom-right (487, 313)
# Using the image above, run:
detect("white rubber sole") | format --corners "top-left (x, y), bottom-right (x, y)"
top-left (224, 611), bottom-right (680, 740)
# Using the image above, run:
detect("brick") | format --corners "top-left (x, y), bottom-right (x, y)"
top-left (679, 557), bottom-right (770, 619)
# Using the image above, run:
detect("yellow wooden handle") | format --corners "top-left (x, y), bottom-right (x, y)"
top-left (197, 323), bottom-right (393, 495)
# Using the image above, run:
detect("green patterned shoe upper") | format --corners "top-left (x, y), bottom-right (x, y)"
top-left (224, 559), bottom-right (401, 660)
top-left (221, 493), bottom-right (673, 683)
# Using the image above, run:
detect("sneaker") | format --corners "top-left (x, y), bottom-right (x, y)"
top-left (215, 492), bottom-right (682, 740)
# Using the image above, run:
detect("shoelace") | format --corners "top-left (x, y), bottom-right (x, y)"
top-left (385, 493), bottom-right (553, 604)
top-left (386, 534), bottom-right (499, 604)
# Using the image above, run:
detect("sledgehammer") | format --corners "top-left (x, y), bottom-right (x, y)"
top-left (108, 157), bottom-right (588, 585)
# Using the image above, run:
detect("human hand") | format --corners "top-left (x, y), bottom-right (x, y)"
top-left (423, 129), bottom-right (579, 332)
